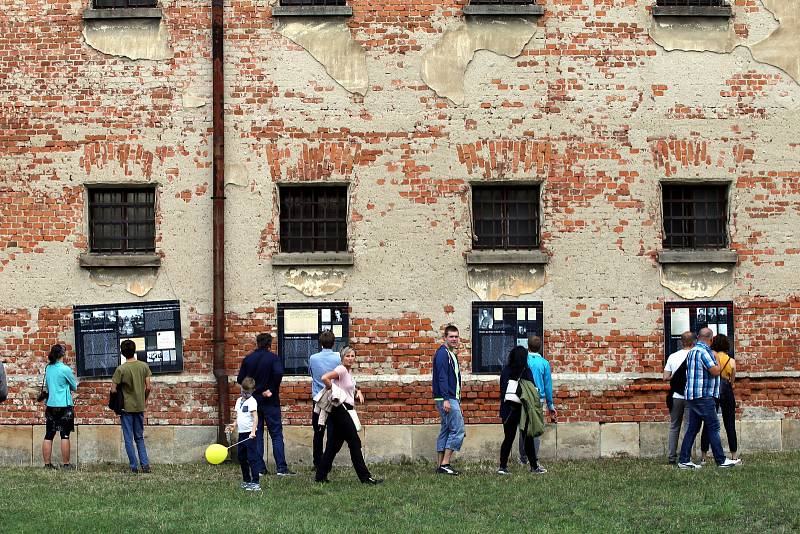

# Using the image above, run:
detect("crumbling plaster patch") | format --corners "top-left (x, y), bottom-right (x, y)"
top-left (750, 0), bottom-right (800, 84)
top-left (660, 264), bottom-right (732, 299)
top-left (89, 268), bottom-right (158, 297)
top-left (420, 17), bottom-right (540, 105)
top-left (276, 19), bottom-right (368, 96)
top-left (284, 268), bottom-right (346, 297)
top-left (83, 18), bottom-right (173, 61)
top-left (649, 1), bottom-right (800, 85)
top-left (467, 266), bottom-right (545, 301)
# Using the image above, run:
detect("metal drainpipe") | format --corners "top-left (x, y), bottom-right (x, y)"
top-left (211, 0), bottom-right (228, 445)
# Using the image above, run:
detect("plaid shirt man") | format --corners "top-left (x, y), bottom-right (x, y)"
top-left (684, 340), bottom-right (719, 400)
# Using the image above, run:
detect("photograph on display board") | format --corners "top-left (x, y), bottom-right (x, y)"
top-left (478, 308), bottom-right (494, 329)
top-left (707, 307), bottom-right (717, 324)
top-left (696, 307), bottom-right (706, 327)
top-left (118, 308), bottom-right (145, 336)
top-left (718, 307), bottom-right (727, 322)
top-left (333, 309), bottom-right (343, 324)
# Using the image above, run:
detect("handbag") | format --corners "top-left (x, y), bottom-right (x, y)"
top-left (347, 407), bottom-right (363, 432)
top-left (505, 379), bottom-right (521, 404)
top-left (36, 367), bottom-right (48, 403)
top-left (108, 384), bottom-right (125, 415)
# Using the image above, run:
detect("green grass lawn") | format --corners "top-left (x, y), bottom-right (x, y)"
top-left (2, 453), bottom-right (798, 533)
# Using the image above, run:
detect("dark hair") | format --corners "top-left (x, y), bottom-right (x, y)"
top-left (319, 330), bottom-right (335, 349)
top-left (120, 339), bottom-right (137, 358)
top-left (444, 324), bottom-right (459, 336)
top-left (256, 333), bottom-right (272, 350)
top-left (507, 346), bottom-right (528, 378)
top-left (711, 334), bottom-right (730, 354)
top-left (47, 344), bottom-right (65, 365)
top-left (527, 335), bottom-right (542, 353)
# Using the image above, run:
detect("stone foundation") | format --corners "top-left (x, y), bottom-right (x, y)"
top-left (1, 420), bottom-right (794, 467)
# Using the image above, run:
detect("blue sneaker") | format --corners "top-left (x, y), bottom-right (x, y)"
top-left (246, 483), bottom-right (262, 492)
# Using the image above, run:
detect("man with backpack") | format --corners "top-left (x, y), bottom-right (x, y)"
top-left (663, 331), bottom-right (694, 465)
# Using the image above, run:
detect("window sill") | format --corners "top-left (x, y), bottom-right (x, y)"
top-left (657, 250), bottom-right (738, 264)
top-left (651, 6), bottom-right (733, 18)
top-left (271, 6), bottom-right (353, 17)
top-left (466, 250), bottom-right (549, 265)
top-left (79, 253), bottom-right (161, 268)
top-left (83, 8), bottom-right (163, 20)
top-left (272, 252), bottom-right (354, 266)
top-left (463, 5), bottom-right (544, 16)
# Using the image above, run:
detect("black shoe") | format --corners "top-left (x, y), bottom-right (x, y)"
top-left (276, 469), bottom-right (297, 477)
top-left (140, 465), bottom-right (151, 474)
top-left (436, 464), bottom-right (459, 476)
top-left (44, 464), bottom-right (57, 470)
top-left (62, 464), bottom-right (77, 471)
top-left (315, 477), bottom-right (330, 484)
top-left (362, 477), bottom-right (383, 485)
top-left (130, 468), bottom-right (139, 474)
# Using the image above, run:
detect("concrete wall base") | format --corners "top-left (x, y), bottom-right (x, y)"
top-left (1, 420), bottom-right (795, 466)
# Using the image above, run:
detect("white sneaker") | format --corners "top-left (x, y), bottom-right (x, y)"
top-left (719, 458), bottom-right (742, 468)
top-left (678, 461), bottom-right (702, 470)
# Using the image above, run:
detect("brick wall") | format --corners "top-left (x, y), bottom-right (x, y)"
top-left (1, 0), bottom-right (798, 432)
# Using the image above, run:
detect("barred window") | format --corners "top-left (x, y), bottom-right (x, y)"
top-left (655, 1), bottom-right (729, 6)
top-left (88, 187), bottom-right (156, 254)
top-left (94, 0), bottom-right (158, 7)
top-left (662, 184), bottom-right (728, 249)
top-left (472, 185), bottom-right (540, 250)
top-left (279, 186), bottom-right (348, 253)
top-left (279, 0), bottom-right (347, 5)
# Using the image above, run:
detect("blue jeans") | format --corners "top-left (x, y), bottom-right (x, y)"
top-left (238, 432), bottom-right (263, 484)
top-left (120, 412), bottom-right (149, 470)
top-left (679, 397), bottom-right (726, 465)
top-left (257, 404), bottom-right (288, 472)
top-left (436, 399), bottom-right (465, 453)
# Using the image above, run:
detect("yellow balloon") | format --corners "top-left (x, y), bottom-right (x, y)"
top-left (205, 443), bottom-right (228, 465)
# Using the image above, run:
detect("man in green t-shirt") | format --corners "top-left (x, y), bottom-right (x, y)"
top-left (111, 339), bottom-right (152, 473)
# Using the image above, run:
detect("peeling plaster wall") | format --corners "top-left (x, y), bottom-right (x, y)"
top-left (650, 0), bottom-right (800, 85)
top-left (2, 0), bottom-right (800, 435)
top-left (276, 19), bottom-right (368, 96)
top-left (421, 17), bottom-right (540, 105)
top-left (83, 18), bottom-right (174, 61)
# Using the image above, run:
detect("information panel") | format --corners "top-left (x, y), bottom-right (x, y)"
top-left (663, 301), bottom-right (734, 361)
top-left (472, 301), bottom-right (544, 373)
top-left (277, 302), bottom-right (349, 375)
top-left (73, 300), bottom-right (184, 378)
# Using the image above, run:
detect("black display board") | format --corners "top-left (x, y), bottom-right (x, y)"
top-left (663, 301), bottom-right (734, 361)
top-left (277, 302), bottom-right (349, 375)
top-left (472, 301), bottom-right (544, 373)
top-left (73, 300), bottom-right (184, 378)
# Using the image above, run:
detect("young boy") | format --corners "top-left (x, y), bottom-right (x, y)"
top-left (228, 377), bottom-right (265, 491)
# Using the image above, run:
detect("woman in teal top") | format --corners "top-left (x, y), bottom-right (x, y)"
top-left (42, 345), bottom-right (78, 469)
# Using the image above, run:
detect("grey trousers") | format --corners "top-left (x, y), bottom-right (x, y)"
top-left (518, 431), bottom-right (541, 463)
top-left (667, 397), bottom-right (688, 463)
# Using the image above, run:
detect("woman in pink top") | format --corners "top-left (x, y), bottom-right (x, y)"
top-left (315, 347), bottom-right (382, 485)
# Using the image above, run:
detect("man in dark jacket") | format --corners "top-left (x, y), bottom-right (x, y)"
top-left (237, 333), bottom-right (295, 476)
top-left (431, 324), bottom-right (464, 475)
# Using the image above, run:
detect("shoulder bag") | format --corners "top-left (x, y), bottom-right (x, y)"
top-left (36, 366), bottom-right (48, 403)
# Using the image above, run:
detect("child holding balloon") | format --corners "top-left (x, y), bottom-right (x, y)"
top-left (227, 377), bottom-right (264, 491)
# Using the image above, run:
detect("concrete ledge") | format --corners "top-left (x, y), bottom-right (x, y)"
top-left (557, 422), bottom-right (599, 459)
top-left (272, 251), bottom-right (354, 266)
top-left (463, 5), bottom-right (544, 16)
top-left (466, 249), bottom-right (549, 265)
top-left (0, 425), bottom-right (33, 466)
top-left (739, 420), bottom-right (782, 452)
top-left (782, 419), bottom-right (800, 451)
top-left (79, 253), bottom-right (161, 268)
top-left (657, 249), bottom-right (738, 264)
top-left (83, 8), bottom-right (163, 19)
top-left (600, 422), bottom-right (639, 458)
top-left (271, 6), bottom-right (353, 17)
top-left (652, 6), bottom-right (732, 18)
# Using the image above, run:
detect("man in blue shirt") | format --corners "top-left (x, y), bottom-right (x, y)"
top-left (237, 333), bottom-right (296, 476)
top-left (678, 327), bottom-right (741, 469)
top-left (432, 325), bottom-right (464, 475)
top-left (309, 330), bottom-right (341, 470)
top-left (519, 335), bottom-right (557, 465)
